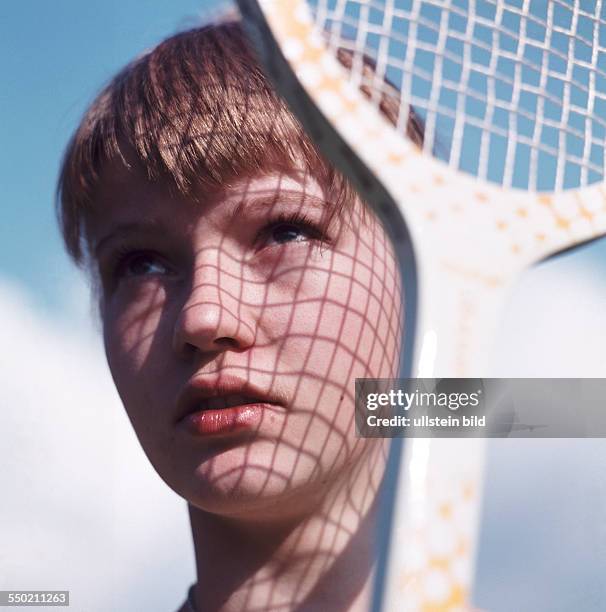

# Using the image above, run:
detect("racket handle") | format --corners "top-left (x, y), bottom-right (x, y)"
top-left (376, 264), bottom-right (512, 611)
top-left (380, 438), bottom-right (485, 611)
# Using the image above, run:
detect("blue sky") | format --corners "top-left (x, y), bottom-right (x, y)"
top-left (0, 0), bottom-right (227, 316)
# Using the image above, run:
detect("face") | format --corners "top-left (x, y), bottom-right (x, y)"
top-left (88, 164), bottom-right (402, 520)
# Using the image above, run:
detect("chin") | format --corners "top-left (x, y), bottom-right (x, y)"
top-left (171, 441), bottom-right (341, 519)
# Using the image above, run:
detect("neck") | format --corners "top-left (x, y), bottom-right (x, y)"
top-left (189, 440), bottom-right (388, 612)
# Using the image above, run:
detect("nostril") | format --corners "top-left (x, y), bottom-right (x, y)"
top-left (214, 337), bottom-right (239, 349)
top-left (179, 336), bottom-right (238, 360)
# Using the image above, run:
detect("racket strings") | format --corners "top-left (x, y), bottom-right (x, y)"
top-left (307, 0), bottom-right (606, 191)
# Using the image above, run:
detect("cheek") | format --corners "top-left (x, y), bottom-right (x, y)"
top-left (355, 222), bottom-right (402, 377)
top-left (256, 226), bottom-right (401, 436)
top-left (102, 287), bottom-right (170, 392)
top-left (270, 230), bottom-right (402, 382)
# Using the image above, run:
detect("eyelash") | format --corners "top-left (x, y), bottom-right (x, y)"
top-left (258, 212), bottom-right (329, 247)
top-left (108, 246), bottom-right (169, 282)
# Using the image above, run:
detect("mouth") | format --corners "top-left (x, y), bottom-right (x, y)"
top-left (195, 395), bottom-right (266, 412)
top-left (175, 376), bottom-right (282, 436)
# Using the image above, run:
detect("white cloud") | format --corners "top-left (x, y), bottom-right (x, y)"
top-left (493, 254), bottom-right (606, 376)
top-left (478, 255), bottom-right (606, 610)
top-left (0, 278), bottom-right (194, 611)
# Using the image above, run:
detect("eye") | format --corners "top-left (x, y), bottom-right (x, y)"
top-left (269, 223), bottom-right (309, 245)
top-left (114, 250), bottom-right (172, 280)
top-left (261, 212), bottom-right (327, 248)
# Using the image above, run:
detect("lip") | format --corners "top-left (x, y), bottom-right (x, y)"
top-left (175, 374), bottom-right (282, 437)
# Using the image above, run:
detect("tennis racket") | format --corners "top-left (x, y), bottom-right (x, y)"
top-left (236, 1), bottom-right (606, 610)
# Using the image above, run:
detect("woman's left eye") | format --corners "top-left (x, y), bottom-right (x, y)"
top-left (260, 213), bottom-right (325, 249)
top-left (268, 223), bottom-right (309, 245)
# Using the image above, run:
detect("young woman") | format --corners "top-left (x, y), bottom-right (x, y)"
top-left (58, 19), bottom-right (417, 611)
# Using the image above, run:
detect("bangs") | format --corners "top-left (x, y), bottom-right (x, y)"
top-left (58, 22), bottom-right (349, 264)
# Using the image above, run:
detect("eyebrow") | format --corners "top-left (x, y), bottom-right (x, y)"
top-left (229, 189), bottom-right (329, 220)
top-left (93, 219), bottom-right (168, 259)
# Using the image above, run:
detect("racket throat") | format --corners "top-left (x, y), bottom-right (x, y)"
top-left (413, 261), bottom-right (517, 379)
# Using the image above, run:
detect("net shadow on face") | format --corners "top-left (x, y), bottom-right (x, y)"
top-left (89, 156), bottom-right (402, 611)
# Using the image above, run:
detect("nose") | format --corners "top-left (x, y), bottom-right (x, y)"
top-left (172, 249), bottom-right (256, 359)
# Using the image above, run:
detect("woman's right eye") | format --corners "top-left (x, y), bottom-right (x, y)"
top-left (113, 251), bottom-right (172, 281)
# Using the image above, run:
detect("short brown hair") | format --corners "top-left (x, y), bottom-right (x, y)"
top-left (57, 20), bottom-right (422, 265)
